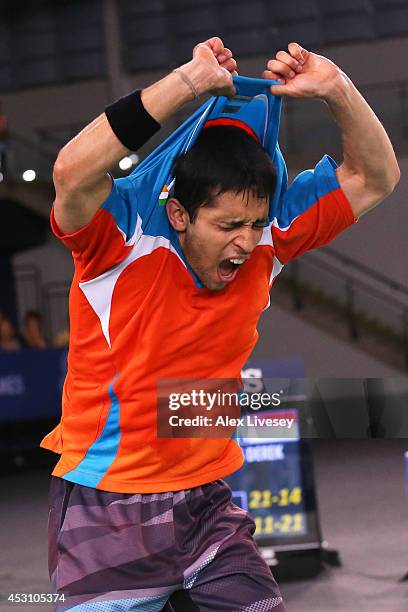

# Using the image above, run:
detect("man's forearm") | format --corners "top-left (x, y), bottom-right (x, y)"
top-left (325, 73), bottom-right (400, 207)
top-left (55, 71), bottom-right (195, 195)
top-left (52, 36), bottom-right (236, 234)
top-left (52, 74), bottom-right (194, 234)
top-left (56, 46), bottom-right (235, 194)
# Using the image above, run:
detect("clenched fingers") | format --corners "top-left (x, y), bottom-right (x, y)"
top-left (220, 57), bottom-right (238, 74)
top-left (194, 39), bottom-right (238, 74)
top-left (265, 43), bottom-right (308, 82)
top-left (288, 42), bottom-right (307, 64)
top-left (217, 47), bottom-right (232, 63)
top-left (276, 50), bottom-right (302, 72)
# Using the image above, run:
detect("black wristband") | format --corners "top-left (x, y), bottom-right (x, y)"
top-left (105, 90), bottom-right (161, 151)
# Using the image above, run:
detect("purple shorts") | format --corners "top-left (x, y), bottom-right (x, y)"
top-left (47, 476), bottom-right (285, 611)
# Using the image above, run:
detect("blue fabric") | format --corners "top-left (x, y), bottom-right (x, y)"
top-left (63, 373), bottom-right (121, 488)
top-left (102, 177), bottom-right (138, 242)
top-left (100, 77), bottom-right (343, 283)
top-left (205, 76), bottom-right (287, 219)
top-left (102, 77), bottom-right (346, 240)
top-left (103, 76), bottom-right (287, 239)
top-left (275, 154), bottom-right (341, 229)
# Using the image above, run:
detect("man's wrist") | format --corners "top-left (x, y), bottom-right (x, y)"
top-left (178, 58), bottom-right (215, 98)
top-left (105, 90), bottom-right (161, 151)
top-left (141, 70), bottom-right (199, 124)
top-left (173, 68), bottom-right (199, 101)
top-left (322, 70), bottom-right (353, 107)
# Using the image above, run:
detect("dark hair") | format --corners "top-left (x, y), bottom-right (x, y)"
top-left (172, 126), bottom-right (277, 221)
top-left (24, 309), bottom-right (42, 323)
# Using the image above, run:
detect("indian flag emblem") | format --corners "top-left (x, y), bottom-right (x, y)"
top-left (158, 178), bottom-right (175, 205)
top-left (159, 185), bottom-right (169, 205)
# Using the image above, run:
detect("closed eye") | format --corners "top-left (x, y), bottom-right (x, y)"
top-left (220, 221), bottom-right (268, 231)
top-left (253, 221), bottom-right (269, 229)
top-left (220, 225), bottom-right (238, 232)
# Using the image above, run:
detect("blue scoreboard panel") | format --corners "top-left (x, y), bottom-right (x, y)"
top-left (225, 415), bottom-right (321, 550)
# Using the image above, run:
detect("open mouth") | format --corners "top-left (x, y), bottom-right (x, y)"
top-left (218, 257), bottom-right (246, 283)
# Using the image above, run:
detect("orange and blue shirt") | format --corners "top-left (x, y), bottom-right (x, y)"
top-left (40, 77), bottom-right (356, 493)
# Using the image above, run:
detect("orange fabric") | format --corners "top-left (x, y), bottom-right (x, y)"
top-left (41, 183), bottom-right (355, 493)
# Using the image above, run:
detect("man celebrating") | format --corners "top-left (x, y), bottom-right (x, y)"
top-left (41, 38), bottom-right (399, 611)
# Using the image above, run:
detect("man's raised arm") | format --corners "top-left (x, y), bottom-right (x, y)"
top-left (53, 37), bottom-right (237, 235)
top-left (263, 42), bottom-right (400, 218)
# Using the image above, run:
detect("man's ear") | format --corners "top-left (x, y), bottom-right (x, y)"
top-left (166, 198), bottom-right (190, 232)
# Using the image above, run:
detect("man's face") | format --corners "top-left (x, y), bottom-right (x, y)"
top-left (178, 191), bottom-right (269, 291)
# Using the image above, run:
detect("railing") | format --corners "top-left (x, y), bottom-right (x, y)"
top-left (282, 251), bottom-right (408, 366)
top-left (324, 246), bottom-right (408, 300)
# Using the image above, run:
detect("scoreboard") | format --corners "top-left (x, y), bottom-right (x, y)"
top-left (225, 412), bottom-right (321, 552)
top-left (225, 358), bottom-right (322, 556)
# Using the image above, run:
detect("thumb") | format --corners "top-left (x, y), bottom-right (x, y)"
top-left (215, 68), bottom-right (236, 97)
top-left (269, 84), bottom-right (288, 97)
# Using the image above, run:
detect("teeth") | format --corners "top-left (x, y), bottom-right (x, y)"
top-left (229, 258), bottom-right (245, 265)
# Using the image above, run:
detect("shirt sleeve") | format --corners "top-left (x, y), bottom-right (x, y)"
top-left (51, 176), bottom-right (141, 282)
top-left (271, 155), bottom-right (357, 265)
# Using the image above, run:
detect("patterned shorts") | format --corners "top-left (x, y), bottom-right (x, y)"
top-left (47, 476), bottom-right (285, 611)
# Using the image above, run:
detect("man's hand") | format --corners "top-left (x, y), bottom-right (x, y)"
top-left (141, 37), bottom-right (237, 125)
top-left (263, 42), bottom-right (400, 217)
top-left (263, 42), bottom-right (343, 100)
top-left (181, 36), bottom-right (237, 99)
